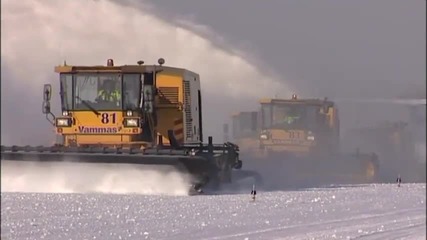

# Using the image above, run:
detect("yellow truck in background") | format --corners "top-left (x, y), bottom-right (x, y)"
top-left (230, 94), bottom-right (379, 187)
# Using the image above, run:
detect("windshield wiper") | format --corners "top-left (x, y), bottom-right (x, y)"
top-left (76, 96), bottom-right (100, 116)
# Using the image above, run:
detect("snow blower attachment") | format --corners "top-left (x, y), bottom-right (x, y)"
top-left (0, 58), bottom-right (243, 194)
top-left (229, 95), bottom-right (380, 189)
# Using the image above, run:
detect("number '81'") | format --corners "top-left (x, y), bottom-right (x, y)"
top-left (101, 113), bottom-right (117, 124)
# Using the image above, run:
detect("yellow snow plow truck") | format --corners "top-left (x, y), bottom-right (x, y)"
top-left (1, 58), bottom-right (243, 193)
top-left (231, 94), bottom-right (379, 188)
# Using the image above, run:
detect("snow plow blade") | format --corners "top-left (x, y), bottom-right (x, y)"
top-left (1, 143), bottom-right (242, 192)
top-left (1, 146), bottom-right (211, 168)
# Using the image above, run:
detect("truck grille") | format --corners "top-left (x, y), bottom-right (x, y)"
top-left (183, 81), bottom-right (192, 139)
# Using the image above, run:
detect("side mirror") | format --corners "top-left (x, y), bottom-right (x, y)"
top-left (42, 101), bottom-right (51, 114)
top-left (43, 84), bottom-right (52, 101)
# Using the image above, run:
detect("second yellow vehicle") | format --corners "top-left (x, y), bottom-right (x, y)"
top-left (231, 94), bottom-right (380, 188)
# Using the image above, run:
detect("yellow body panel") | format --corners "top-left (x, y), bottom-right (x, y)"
top-left (57, 111), bottom-right (141, 146)
top-left (269, 129), bottom-right (307, 141)
top-left (261, 129), bottom-right (315, 155)
top-left (155, 73), bottom-right (185, 145)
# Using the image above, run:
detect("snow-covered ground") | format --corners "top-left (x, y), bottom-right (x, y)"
top-left (1, 183), bottom-right (425, 240)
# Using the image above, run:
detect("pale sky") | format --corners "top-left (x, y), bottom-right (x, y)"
top-left (145, 0), bottom-right (425, 99)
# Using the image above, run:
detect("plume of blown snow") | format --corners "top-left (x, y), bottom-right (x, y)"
top-left (1, 160), bottom-right (192, 196)
top-left (1, 0), bottom-right (294, 145)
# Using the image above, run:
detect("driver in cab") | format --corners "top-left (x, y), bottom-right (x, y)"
top-left (96, 80), bottom-right (121, 106)
top-left (284, 107), bottom-right (301, 124)
top-left (274, 108), bottom-right (300, 125)
top-left (285, 114), bottom-right (300, 124)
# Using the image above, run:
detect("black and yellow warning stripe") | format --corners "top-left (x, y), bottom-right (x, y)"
top-left (173, 118), bottom-right (184, 144)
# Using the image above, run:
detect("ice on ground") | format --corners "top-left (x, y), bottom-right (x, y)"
top-left (1, 183), bottom-right (425, 240)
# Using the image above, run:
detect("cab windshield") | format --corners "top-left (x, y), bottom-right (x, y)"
top-left (59, 73), bottom-right (142, 111)
top-left (261, 103), bottom-right (323, 130)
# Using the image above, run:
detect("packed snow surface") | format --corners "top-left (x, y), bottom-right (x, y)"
top-left (1, 184), bottom-right (425, 240)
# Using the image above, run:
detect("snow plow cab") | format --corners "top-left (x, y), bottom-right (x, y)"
top-left (1, 59), bottom-right (243, 193)
top-left (231, 94), bottom-right (379, 188)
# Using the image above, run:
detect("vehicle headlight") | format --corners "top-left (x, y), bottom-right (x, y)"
top-left (260, 134), bottom-right (268, 140)
top-left (307, 135), bottom-right (315, 141)
top-left (124, 118), bottom-right (139, 127)
top-left (126, 110), bottom-right (133, 117)
top-left (55, 118), bottom-right (71, 127)
top-left (62, 111), bottom-right (69, 116)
